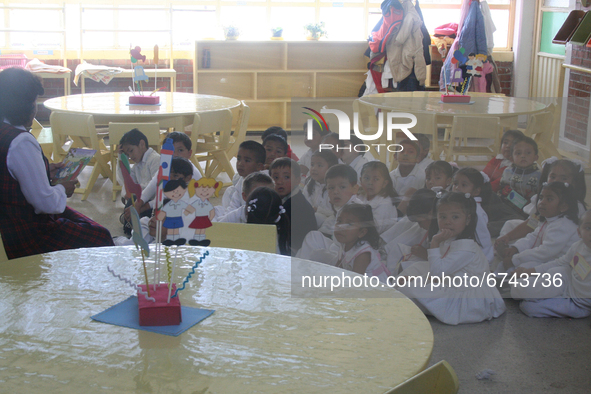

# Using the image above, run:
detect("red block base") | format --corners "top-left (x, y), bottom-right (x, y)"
top-left (129, 95), bottom-right (160, 105)
top-left (138, 283), bottom-right (182, 326)
top-left (441, 94), bottom-right (471, 103)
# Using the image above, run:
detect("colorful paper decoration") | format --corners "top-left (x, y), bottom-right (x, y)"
top-left (119, 153), bottom-right (142, 200)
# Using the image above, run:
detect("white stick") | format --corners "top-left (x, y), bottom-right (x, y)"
top-left (155, 64), bottom-right (158, 91)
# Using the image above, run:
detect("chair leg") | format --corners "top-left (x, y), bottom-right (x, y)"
top-left (80, 163), bottom-right (102, 201)
top-left (208, 152), bottom-right (235, 180)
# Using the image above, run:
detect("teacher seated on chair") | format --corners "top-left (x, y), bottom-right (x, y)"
top-left (0, 68), bottom-right (114, 259)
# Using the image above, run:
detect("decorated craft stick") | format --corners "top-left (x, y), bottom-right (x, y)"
top-left (172, 251), bottom-right (210, 298)
top-left (154, 45), bottom-right (159, 91)
top-left (157, 179), bottom-right (190, 246)
top-left (154, 138), bottom-right (174, 284)
top-left (165, 246), bottom-right (172, 284)
top-left (167, 246), bottom-right (180, 303)
top-left (107, 266), bottom-right (155, 302)
top-left (141, 249), bottom-right (150, 297)
top-left (119, 153), bottom-right (142, 200)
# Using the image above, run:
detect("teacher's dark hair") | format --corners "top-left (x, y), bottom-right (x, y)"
top-left (0, 67), bottom-right (44, 126)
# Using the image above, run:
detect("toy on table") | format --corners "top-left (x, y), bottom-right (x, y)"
top-left (129, 45), bottom-right (159, 105)
top-left (156, 179), bottom-right (195, 247)
top-left (186, 178), bottom-right (222, 246)
top-left (441, 47), bottom-right (472, 103)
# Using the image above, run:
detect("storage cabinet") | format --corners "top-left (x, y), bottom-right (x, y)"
top-left (194, 40), bottom-right (368, 131)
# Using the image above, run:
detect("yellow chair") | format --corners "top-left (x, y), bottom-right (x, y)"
top-left (0, 233), bottom-right (8, 262)
top-left (522, 103), bottom-right (562, 163)
top-left (205, 222), bottom-right (276, 254)
top-left (107, 122), bottom-right (162, 201)
top-left (50, 112), bottom-right (112, 201)
top-left (224, 101), bottom-right (251, 169)
top-left (386, 360), bottom-right (459, 394)
top-left (189, 109), bottom-right (235, 180)
top-left (445, 115), bottom-right (502, 166)
top-left (30, 119), bottom-right (54, 162)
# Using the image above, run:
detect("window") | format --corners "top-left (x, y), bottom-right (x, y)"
top-left (0, 1), bottom-right (515, 54)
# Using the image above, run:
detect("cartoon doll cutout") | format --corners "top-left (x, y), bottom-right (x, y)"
top-left (186, 178), bottom-right (222, 246)
top-left (157, 179), bottom-right (194, 246)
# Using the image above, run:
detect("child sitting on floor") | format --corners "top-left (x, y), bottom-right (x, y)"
top-left (261, 126), bottom-right (299, 162)
top-left (299, 121), bottom-right (330, 178)
top-left (390, 139), bottom-right (425, 215)
top-left (263, 134), bottom-right (289, 170)
top-left (483, 129), bottom-right (524, 192)
top-left (358, 161), bottom-right (398, 234)
top-left (269, 157), bottom-right (317, 253)
top-left (398, 191), bottom-right (506, 325)
top-left (452, 168), bottom-right (494, 263)
top-left (414, 133), bottom-right (435, 174)
top-left (302, 150), bottom-right (339, 227)
top-left (384, 189), bottom-right (436, 274)
top-left (216, 172), bottom-right (274, 223)
top-left (424, 160), bottom-right (454, 192)
top-left (117, 128), bottom-right (160, 235)
top-left (338, 135), bottom-right (369, 181)
top-left (216, 140), bottom-right (266, 217)
top-left (246, 186), bottom-right (291, 256)
top-left (496, 182), bottom-right (580, 273)
top-left (511, 209), bottom-right (591, 318)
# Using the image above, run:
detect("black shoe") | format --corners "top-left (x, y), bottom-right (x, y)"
top-left (188, 239), bottom-right (200, 246)
top-left (174, 238), bottom-right (187, 246)
top-left (162, 239), bottom-right (174, 246)
top-left (198, 239), bottom-right (211, 246)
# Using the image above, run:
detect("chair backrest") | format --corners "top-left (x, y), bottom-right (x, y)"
top-left (108, 122), bottom-right (162, 153)
top-left (50, 112), bottom-right (100, 158)
top-left (449, 116), bottom-right (502, 145)
top-left (386, 360), bottom-right (459, 394)
top-left (0, 233), bottom-right (8, 262)
top-left (226, 101), bottom-right (251, 159)
top-left (206, 222), bottom-right (277, 254)
top-left (190, 109), bottom-right (234, 151)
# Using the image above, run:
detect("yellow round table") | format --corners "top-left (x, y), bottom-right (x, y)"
top-left (0, 246), bottom-right (433, 393)
top-left (44, 92), bottom-right (242, 130)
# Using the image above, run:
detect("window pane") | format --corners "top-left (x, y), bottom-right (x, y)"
top-left (491, 9), bottom-right (509, 48)
top-left (270, 7), bottom-right (316, 40)
top-left (173, 9), bottom-right (217, 45)
top-left (420, 8), bottom-right (461, 37)
top-left (221, 6), bottom-right (267, 40)
top-left (368, 9), bottom-right (382, 36)
top-left (81, 8), bottom-right (114, 30)
top-left (319, 7), bottom-right (365, 41)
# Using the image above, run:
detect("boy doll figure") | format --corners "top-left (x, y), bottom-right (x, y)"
top-left (157, 179), bottom-right (193, 246)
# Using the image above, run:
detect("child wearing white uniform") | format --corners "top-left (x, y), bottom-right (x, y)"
top-left (216, 172), bottom-right (274, 224)
top-left (329, 204), bottom-right (390, 282)
top-left (511, 210), bottom-right (591, 318)
top-left (384, 189), bottom-right (436, 274)
top-left (302, 150), bottom-right (339, 227)
top-left (451, 168), bottom-right (493, 263)
top-left (398, 192), bottom-right (506, 325)
top-left (358, 161), bottom-right (398, 234)
top-left (498, 182), bottom-right (580, 273)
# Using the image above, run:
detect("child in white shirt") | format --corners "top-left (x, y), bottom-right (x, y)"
top-left (216, 172), bottom-right (274, 223)
top-left (338, 135), bottom-right (369, 182)
top-left (302, 150), bottom-right (339, 227)
top-left (390, 139), bottom-right (425, 215)
top-left (299, 121), bottom-right (330, 178)
top-left (512, 210), bottom-right (591, 318)
top-left (358, 161), bottom-right (398, 234)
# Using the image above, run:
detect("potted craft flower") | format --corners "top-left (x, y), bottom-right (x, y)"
top-left (223, 25), bottom-right (240, 40)
top-left (271, 27), bottom-right (284, 40)
top-left (304, 22), bottom-right (327, 40)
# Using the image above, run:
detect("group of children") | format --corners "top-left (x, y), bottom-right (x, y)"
top-left (114, 124), bottom-right (591, 326)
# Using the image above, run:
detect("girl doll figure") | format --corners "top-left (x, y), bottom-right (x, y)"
top-left (246, 186), bottom-right (291, 256)
top-left (333, 203), bottom-right (390, 283)
top-left (156, 179), bottom-right (191, 246)
top-left (452, 168), bottom-right (494, 263)
top-left (303, 150), bottom-right (339, 227)
top-left (497, 181), bottom-right (580, 273)
top-left (358, 161), bottom-right (399, 234)
top-left (398, 192), bottom-right (506, 325)
top-left (496, 158), bottom-right (587, 245)
top-left (187, 177), bottom-right (223, 246)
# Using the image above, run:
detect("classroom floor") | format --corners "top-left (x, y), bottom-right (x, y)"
top-left (66, 132), bottom-right (591, 393)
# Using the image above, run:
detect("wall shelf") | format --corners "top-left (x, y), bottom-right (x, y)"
top-left (194, 40), bottom-right (368, 131)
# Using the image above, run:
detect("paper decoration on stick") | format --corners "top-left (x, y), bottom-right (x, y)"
top-left (154, 45), bottom-right (159, 91)
top-left (130, 46), bottom-right (146, 63)
top-left (119, 153), bottom-right (142, 200)
top-left (130, 205), bottom-right (150, 256)
top-left (185, 178), bottom-right (222, 246)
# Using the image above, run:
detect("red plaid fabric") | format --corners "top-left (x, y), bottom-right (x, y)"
top-left (0, 123), bottom-right (114, 259)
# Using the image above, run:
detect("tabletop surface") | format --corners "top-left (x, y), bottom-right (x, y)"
top-left (44, 92), bottom-right (241, 117)
top-left (359, 95), bottom-right (549, 116)
top-left (0, 246), bottom-right (433, 393)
